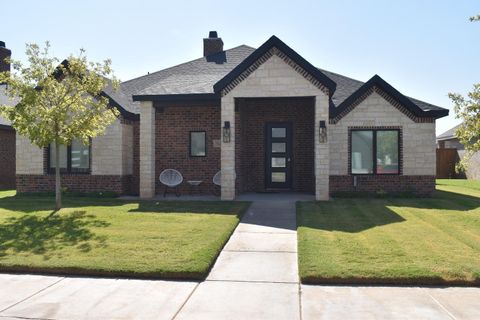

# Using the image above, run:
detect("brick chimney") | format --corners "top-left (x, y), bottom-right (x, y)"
top-left (0, 41), bottom-right (11, 74)
top-left (203, 31), bottom-right (224, 57)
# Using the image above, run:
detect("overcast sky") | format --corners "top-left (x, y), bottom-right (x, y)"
top-left (3, 0), bottom-right (479, 134)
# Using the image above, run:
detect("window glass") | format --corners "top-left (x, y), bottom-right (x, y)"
top-left (272, 128), bottom-right (286, 138)
top-left (272, 172), bottom-right (286, 182)
top-left (272, 143), bottom-right (286, 153)
top-left (191, 132), bottom-right (206, 156)
top-left (351, 131), bottom-right (373, 174)
top-left (376, 131), bottom-right (399, 174)
top-left (71, 140), bottom-right (90, 169)
top-left (272, 157), bottom-right (286, 168)
top-left (49, 144), bottom-right (68, 169)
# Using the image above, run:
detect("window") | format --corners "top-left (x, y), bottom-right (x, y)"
top-left (49, 140), bottom-right (90, 173)
top-left (351, 129), bottom-right (399, 175)
top-left (190, 131), bottom-right (206, 157)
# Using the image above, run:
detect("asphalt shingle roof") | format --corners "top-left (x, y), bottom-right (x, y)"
top-left (437, 123), bottom-right (462, 140)
top-left (122, 44), bottom-right (446, 115)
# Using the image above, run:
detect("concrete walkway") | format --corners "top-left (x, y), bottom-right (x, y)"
top-left (1, 195), bottom-right (479, 319)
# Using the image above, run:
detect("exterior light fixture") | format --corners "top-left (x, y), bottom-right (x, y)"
top-left (223, 121), bottom-right (231, 143)
top-left (319, 120), bottom-right (327, 143)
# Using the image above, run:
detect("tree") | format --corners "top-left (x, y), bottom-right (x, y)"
top-left (0, 42), bottom-right (119, 210)
top-left (448, 15), bottom-right (480, 172)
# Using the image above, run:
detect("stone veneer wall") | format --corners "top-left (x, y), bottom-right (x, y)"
top-left (154, 106), bottom-right (221, 195)
top-left (220, 53), bottom-right (330, 200)
top-left (0, 128), bottom-right (16, 189)
top-left (16, 117), bottom-right (137, 195)
top-left (236, 98), bottom-right (314, 193)
top-left (329, 91), bottom-right (436, 195)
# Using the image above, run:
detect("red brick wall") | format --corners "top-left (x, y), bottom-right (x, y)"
top-left (16, 174), bottom-right (130, 194)
top-left (0, 128), bottom-right (15, 189)
top-left (155, 106), bottom-right (221, 195)
top-left (330, 175), bottom-right (435, 196)
top-left (236, 98), bottom-right (315, 193)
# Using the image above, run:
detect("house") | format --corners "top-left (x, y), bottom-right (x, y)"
top-left (0, 42), bottom-right (16, 190)
top-left (437, 123), bottom-right (480, 179)
top-left (13, 32), bottom-right (449, 199)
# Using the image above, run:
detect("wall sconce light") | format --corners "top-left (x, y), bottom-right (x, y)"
top-left (223, 121), bottom-right (231, 143)
top-left (319, 120), bottom-right (327, 143)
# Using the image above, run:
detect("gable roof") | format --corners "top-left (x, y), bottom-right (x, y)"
top-left (212, 35), bottom-right (337, 95)
top-left (437, 123), bottom-right (462, 141)
top-left (124, 36), bottom-right (448, 119)
top-left (330, 75), bottom-right (449, 122)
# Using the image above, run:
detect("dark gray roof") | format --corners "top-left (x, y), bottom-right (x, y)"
top-left (122, 44), bottom-right (446, 116)
top-left (319, 69), bottom-right (446, 112)
top-left (123, 45), bottom-right (255, 97)
top-left (437, 123), bottom-right (462, 141)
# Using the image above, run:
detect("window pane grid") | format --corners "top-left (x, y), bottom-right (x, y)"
top-left (49, 140), bottom-right (90, 173)
top-left (351, 129), bottom-right (400, 175)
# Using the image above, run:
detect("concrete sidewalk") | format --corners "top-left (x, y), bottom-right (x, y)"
top-left (1, 195), bottom-right (479, 319)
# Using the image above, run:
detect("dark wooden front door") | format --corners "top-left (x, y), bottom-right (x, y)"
top-left (265, 122), bottom-right (293, 189)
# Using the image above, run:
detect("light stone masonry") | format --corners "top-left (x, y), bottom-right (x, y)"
top-left (139, 101), bottom-right (155, 198)
top-left (16, 134), bottom-right (44, 175)
top-left (329, 91), bottom-right (436, 176)
top-left (221, 54), bottom-right (330, 200)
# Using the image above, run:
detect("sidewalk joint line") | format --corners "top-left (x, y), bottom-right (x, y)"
top-left (423, 289), bottom-right (457, 320)
top-left (205, 279), bottom-right (299, 285)
top-left (0, 277), bottom-right (66, 314)
top-left (171, 282), bottom-right (200, 320)
top-left (223, 249), bottom-right (297, 253)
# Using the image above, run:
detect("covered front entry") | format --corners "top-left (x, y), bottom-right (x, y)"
top-left (235, 97), bottom-right (315, 194)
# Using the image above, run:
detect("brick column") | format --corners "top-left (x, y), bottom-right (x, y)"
top-left (220, 95), bottom-right (236, 200)
top-left (139, 101), bottom-right (155, 198)
top-left (315, 94), bottom-right (330, 200)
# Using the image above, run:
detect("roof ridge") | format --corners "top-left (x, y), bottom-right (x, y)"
top-left (121, 45), bottom-right (254, 85)
top-left (318, 68), bottom-right (365, 85)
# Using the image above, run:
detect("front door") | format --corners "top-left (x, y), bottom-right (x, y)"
top-left (265, 122), bottom-right (293, 189)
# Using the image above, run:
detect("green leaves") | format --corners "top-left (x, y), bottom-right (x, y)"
top-left (0, 42), bottom-right (119, 148)
top-left (448, 84), bottom-right (480, 172)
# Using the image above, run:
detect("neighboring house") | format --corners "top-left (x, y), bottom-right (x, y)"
top-left (13, 32), bottom-right (448, 199)
top-left (437, 123), bottom-right (480, 179)
top-left (0, 42), bottom-right (16, 190)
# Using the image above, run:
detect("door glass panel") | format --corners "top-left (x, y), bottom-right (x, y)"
top-left (272, 128), bottom-right (286, 138)
top-left (272, 142), bottom-right (286, 153)
top-left (272, 157), bottom-right (286, 168)
top-left (272, 172), bottom-right (286, 182)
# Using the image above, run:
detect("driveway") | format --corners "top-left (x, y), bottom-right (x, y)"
top-left (1, 194), bottom-right (479, 319)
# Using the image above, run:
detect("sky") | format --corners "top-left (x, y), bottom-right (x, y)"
top-left (3, 0), bottom-right (479, 135)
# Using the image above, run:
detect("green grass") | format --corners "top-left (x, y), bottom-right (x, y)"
top-left (297, 179), bottom-right (480, 285)
top-left (0, 191), bottom-right (249, 280)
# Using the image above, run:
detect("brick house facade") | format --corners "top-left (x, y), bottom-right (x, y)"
top-left (10, 33), bottom-right (448, 198)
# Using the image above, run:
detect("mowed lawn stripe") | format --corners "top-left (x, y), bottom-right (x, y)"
top-left (0, 193), bottom-right (250, 279)
top-left (297, 180), bottom-right (480, 285)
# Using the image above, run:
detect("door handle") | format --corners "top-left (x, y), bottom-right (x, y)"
top-left (287, 158), bottom-right (291, 162)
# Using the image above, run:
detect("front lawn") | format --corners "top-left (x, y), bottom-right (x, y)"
top-left (297, 179), bottom-right (480, 285)
top-left (0, 191), bottom-right (249, 280)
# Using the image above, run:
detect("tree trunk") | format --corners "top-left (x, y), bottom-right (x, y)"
top-left (55, 141), bottom-right (62, 211)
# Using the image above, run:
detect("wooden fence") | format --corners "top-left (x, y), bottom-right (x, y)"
top-left (436, 148), bottom-right (461, 178)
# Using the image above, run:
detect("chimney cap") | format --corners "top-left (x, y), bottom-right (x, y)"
top-left (0, 41), bottom-right (5, 48)
top-left (208, 31), bottom-right (218, 38)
